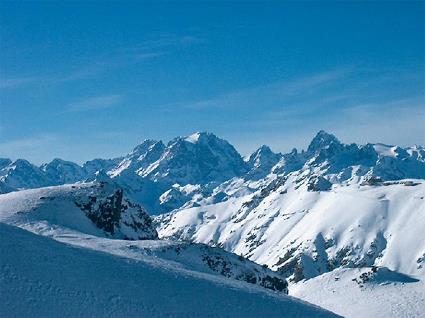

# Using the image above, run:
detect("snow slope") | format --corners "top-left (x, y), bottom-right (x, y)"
top-left (157, 179), bottom-right (425, 280)
top-left (0, 223), bottom-right (338, 318)
top-left (291, 267), bottom-right (424, 318)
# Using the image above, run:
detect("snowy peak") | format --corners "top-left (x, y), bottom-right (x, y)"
top-left (142, 131), bottom-right (247, 184)
top-left (247, 145), bottom-right (281, 179)
top-left (183, 131), bottom-right (221, 144)
top-left (248, 145), bottom-right (279, 166)
top-left (41, 158), bottom-right (86, 184)
top-left (0, 159), bottom-right (52, 191)
top-left (307, 130), bottom-right (341, 153)
top-left (184, 131), bottom-right (203, 143)
top-left (2, 131), bottom-right (425, 214)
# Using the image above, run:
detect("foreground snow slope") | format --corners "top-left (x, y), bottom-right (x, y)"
top-left (157, 180), bottom-right (425, 280)
top-left (0, 223), bottom-right (338, 317)
top-left (291, 267), bottom-right (424, 318)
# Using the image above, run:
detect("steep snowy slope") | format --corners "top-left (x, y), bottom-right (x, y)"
top-left (157, 179), bottom-right (425, 281)
top-left (1, 223), bottom-right (338, 318)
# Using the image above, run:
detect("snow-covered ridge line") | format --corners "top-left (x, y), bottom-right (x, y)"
top-left (1, 130), bottom-right (425, 215)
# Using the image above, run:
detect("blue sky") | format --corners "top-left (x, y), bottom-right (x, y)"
top-left (0, 1), bottom-right (424, 164)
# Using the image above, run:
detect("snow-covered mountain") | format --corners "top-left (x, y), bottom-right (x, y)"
top-left (0, 159), bottom-right (53, 190)
top-left (246, 145), bottom-right (282, 180)
top-left (41, 158), bottom-right (87, 185)
top-left (138, 132), bottom-right (247, 184)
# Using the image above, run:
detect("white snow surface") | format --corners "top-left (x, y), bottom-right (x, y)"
top-left (291, 267), bottom-right (424, 318)
top-left (0, 223), bottom-right (337, 318)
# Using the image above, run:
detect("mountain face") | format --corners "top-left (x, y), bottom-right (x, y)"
top-left (41, 158), bottom-right (86, 184)
top-left (154, 132), bottom-right (425, 289)
top-left (0, 159), bottom-right (53, 190)
top-left (139, 132), bottom-right (247, 184)
top-left (156, 177), bottom-right (425, 282)
top-left (109, 139), bottom-right (165, 178)
top-left (246, 145), bottom-right (281, 180)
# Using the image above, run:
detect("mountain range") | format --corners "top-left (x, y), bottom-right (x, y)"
top-left (1, 131), bottom-right (424, 214)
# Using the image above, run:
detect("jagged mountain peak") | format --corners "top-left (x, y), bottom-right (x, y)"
top-left (109, 140), bottom-right (165, 178)
top-left (184, 131), bottom-right (205, 143)
top-left (171, 131), bottom-right (223, 146)
top-left (253, 144), bottom-right (274, 155)
top-left (41, 158), bottom-right (85, 185)
top-left (10, 158), bottom-right (34, 168)
top-left (41, 158), bottom-right (83, 172)
top-left (307, 130), bottom-right (341, 153)
top-left (157, 132), bottom-right (247, 183)
top-left (246, 145), bottom-right (281, 180)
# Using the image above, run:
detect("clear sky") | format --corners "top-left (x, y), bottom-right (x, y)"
top-left (1, 1), bottom-right (424, 164)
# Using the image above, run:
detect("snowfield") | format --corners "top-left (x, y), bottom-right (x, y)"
top-left (291, 267), bottom-right (425, 318)
top-left (1, 223), bottom-right (338, 318)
